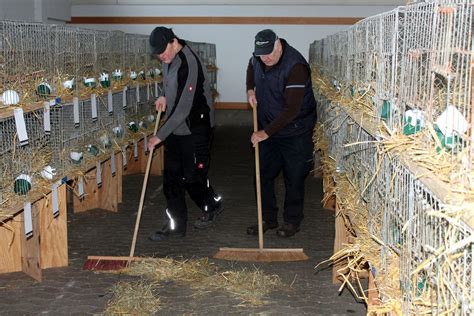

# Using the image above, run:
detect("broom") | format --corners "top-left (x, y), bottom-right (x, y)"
top-left (83, 109), bottom-right (163, 271)
top-left (213, 104), bottom-right (308, 262)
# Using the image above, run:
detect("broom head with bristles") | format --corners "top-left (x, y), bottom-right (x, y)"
top-left (213, 247), bottom-right (309, 262)
top-left (83, 256), bottom-right (143, 271)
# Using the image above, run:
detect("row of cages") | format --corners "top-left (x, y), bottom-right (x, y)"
top-left (0, 20), bottom-right (161, 109)
top-left (317, 96), bottom-right (473, 314)
top-left (187, 41), bottom-right (218, 99)
top-left (0, 82), bottom-right (162, 211)
top-left (309, 0), bottom-right (473, 189)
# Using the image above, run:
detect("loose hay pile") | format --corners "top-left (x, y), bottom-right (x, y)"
top-left (103, 257), bottom-right (283, 312)
top-left (104, 280), bottom-right (161, 315)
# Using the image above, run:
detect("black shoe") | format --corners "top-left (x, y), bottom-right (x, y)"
top-left (193, 202), bottom-right (224, 229)
top-left (148, 221), bottom-right (186, 241)
top-left (246, 221), bottom-right (278, 235)
top-left (276, 223), bottom-right (300, 238)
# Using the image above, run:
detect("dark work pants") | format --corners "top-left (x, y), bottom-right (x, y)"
top-left (259, 130), bottom-right (313, 226)
top-left (162, 125), bottom-right (218, 230)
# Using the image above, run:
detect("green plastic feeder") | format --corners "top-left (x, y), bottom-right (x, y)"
top-left (14, 175), bottom-right (32, 195)
top-left (37, 83), bottom-right (51, 98)
top-left (86, 145), bottom-right (99, 156)
top-left (128, 122), bottom-right (138, 133)
top-left (380, 100), bottom-right (391, 121)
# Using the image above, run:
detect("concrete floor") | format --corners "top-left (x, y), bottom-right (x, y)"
top-left (0, 110), bottom-right (366, 315)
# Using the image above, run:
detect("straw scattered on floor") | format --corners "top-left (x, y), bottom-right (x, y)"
top-left (104, 257), bottom-right (283, 310)
top-left (103, 279), bottom-right (161, 315)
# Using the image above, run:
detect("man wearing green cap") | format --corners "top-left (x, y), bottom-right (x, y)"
top-left (147, 26), bottom-right (222, 241)
top-left (246, 29), bottom-right (317, 238)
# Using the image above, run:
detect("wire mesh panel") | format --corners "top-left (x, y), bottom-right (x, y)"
top-left (0, 21), bottom-right (54, 107)
top-left (52, 25), bottom-right (78, 96)
top-left (312, 1), bottom-right (473, 312)
top-left (95, 30), bottom-right (112, 76)
top-left (49, 101), bottom-right (83, 174)
top-left (76, 28), bottom-right (97, 85)
top-left (110, 31), bottom-right (125, 80)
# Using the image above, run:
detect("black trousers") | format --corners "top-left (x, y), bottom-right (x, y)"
top-left (162, 125), bottom-right (218, 229)
top-left (259, 130), bottom-right (313, 226)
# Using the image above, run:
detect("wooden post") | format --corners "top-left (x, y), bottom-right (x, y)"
top-left (21, 206), bottom-right (42, 282)
top-left (332, 202), bottom-right (348, 284)
top-left (116, 151), bottom-right (123, 204)
top-left (367, 269), bottom-right (381, 308)
top-left (97, 158), bottom-right (118, 212)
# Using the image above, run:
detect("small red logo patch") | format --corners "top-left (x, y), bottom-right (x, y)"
top-left (197, 163), bottom-right (204, 169)
top-left (188, 85), bottom-right (193, 92)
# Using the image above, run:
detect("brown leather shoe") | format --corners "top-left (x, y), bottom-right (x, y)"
top-left (246, 221), bottom-right (278, 235)
top-left (276, 223), bottom-right (300, 238)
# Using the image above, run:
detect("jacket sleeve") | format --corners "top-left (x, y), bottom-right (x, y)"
top-left (156, 51), bottom-right (198, 140)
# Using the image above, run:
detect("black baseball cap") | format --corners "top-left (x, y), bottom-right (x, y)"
top-left (149, 26), bottom-right (176, 55)
top-left (254, 29), bottom-right (278, 56)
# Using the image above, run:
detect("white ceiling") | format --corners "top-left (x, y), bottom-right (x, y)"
top-left (72, 0), bottom-right (406, 6)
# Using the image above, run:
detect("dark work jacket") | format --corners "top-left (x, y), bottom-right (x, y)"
top-left (253, 39), bottom-right (316, 138)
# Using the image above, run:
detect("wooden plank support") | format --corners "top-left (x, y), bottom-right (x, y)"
top-left (39, 184), bottom-right (68, 269)
top-left (147, 144), bottom-right (164, 176)
top-left (116, 152), bottom-right (123, 204)
top-left (72, 157), bottom-right (118, 213)
top-left (332, 202), bottom-right (348, 284)
top-left (0, 184), bottom-right (68, 281)
top-left (0, 215), bottom-right (23, 274)
top-left (124, 139), bottom-right (144, 175)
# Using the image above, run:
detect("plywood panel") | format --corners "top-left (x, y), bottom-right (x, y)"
top-left (73, 171), bottom-right (99, 213)
top-left (39, 185), bottom-right (68, 269)
top-left (0, 215), bottom-right (22, 273)
top-left (98, 159), bottom-right (118, 212)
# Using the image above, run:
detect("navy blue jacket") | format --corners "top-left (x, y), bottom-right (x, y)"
top-left (253, 39), bottom-right (316, 138)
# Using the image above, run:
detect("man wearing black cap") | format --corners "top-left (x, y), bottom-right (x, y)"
top-left (246, 29), bottom-right (316, 238)
top-left (147, 26), bottom-right (222, 241)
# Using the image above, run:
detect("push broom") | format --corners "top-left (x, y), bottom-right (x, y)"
top-left (83, 109), bottom-right (162, 271)
top-left (213, 105), bottom-right (308, 262)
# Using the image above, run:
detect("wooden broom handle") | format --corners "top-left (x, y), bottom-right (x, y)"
top-left (129, 109), bottom-right (162, 259)
top-left (252, 105), bottom-right (264, 250)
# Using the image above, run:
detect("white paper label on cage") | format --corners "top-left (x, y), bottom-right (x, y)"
top-left (147, 83), bottom-right (150, 101)
top-left (107, 90), bottom-right (113, 114)
top-left (43, 101), bottom-right (51, 135)
top-left (91, 94), bottom-right (98, 122)
top-left (96, 162), bottom-right (102, 187)
top-left (122, 149), bottom-right (128, 167)
top-left (73, 97), bottom-right (80, 127)
top-left (52, 183), bottom-right (59, 218)
top-left (122, 87), bottom-right (127, 108)
top-left (136, 84), bottom-right (140, 103)
top-left (14, 108), bottom-right (29, 146)
top-left (111, 153), bottom-right (116, 177)
top-left (435, 105), bottom-right (468, 137)
top-left (155, 82), bottom-right (158, 97)
top-left (78, 176), bottom-right (85, 199)
top-left (24, 202), bottom-right (33, 238)
top-left (144, 134), bottom-right (148, 154)
top-left (134, 141), bottom-right (138, 160)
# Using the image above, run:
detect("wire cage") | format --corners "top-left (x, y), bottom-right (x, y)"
top-left (311, 0), bottom-right (473, 313)
top-left (0, 107), bottom-right (51, 203)
top-left (76, 28), bottom-right (97, 90)
top-left (0, 21), bottom-right (54, 108)
top-left (52, 25), bottom-right (78, 99)
top-left (49, 100), bottom-right (83, 174)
